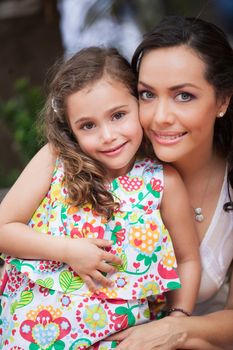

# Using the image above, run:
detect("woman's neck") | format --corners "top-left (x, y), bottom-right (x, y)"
top-left (172, 145), bottom-right (218, 185)
top-left (173, 147), bottom-right (226, 241)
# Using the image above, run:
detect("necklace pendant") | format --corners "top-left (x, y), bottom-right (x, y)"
top-left (194, 208), bottom-right (204, 222)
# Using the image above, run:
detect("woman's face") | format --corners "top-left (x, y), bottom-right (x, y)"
top-left (138, 45), bottom-right (226, 165)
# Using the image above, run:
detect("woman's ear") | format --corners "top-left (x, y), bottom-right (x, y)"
top-left (217, 95), bottom-right (232, 117)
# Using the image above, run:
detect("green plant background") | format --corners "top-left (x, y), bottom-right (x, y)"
top-left (0, 78), bottom-right (44, 187)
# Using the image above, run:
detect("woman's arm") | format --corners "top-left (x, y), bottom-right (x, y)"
top-left (161, 164), bottom-right (201, 315)
top-left (108, 268), bottom-right (233, 349)
top-left (108, 309), bottom-right (233, 350)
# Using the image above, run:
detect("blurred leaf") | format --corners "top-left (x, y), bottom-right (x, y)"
top-left (0, 77), bottom-right (44, 187)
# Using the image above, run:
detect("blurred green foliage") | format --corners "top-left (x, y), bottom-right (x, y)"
top-left (0, 78), bottom-right (44, 187)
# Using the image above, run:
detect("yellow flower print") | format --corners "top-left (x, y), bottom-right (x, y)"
top-left (129, 211), bottom-right (141, 223)
top-left (26, 305), bottom-right (61, 321)
top-left (83, 304), bottom-right (107, 330)
top-left (139, 282), bottom-right (160, 298)
top-left (50, 182), bottom-right (66, 203)
top-left (99, 288), bottom-right (117, 298)
top-left (162, 251), bottom-right (176, 269)
top-left (129, 221), bottom-right (160, 254)
top-left (67, 206), bottom-right (79, 215)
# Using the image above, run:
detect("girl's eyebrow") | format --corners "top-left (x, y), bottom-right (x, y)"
top-left (138, 81), bottom-right (202, 91)
top-left (74, 104), bottom-right (128, 124)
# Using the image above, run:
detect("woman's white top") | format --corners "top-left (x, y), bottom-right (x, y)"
top-left (193, 168), bottom-right (233, 315)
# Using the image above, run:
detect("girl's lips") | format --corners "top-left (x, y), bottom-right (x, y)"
top-left (152, 131), bottom-right (187, 145)
top-left (101, 142), bottom-right (127, 155)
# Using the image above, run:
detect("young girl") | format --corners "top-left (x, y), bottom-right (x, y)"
top-left (0, 47), bottom-right (200, 350)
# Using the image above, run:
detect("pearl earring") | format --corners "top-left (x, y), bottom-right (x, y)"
top-left (218, 112), bottom-right (224, 118)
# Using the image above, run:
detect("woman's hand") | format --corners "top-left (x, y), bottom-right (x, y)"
top-left (64, 237), bottom-right (122, 292)
top-left (107, 317), bottom-right (187, 350)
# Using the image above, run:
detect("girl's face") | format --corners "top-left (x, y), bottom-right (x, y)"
top-left (67, 77), bottom-right (143, 180)
top-left (138, 45), bottom-right (227, 165)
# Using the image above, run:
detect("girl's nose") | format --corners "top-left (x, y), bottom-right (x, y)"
top-left (100, 124), bottom-right (116, 143)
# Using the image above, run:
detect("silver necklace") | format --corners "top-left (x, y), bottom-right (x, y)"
top-left (192, 165), bottom-right (213, 223)
top-left (194, 207), bottom-right (204, 222)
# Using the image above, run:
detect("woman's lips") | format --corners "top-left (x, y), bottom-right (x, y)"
top-left (152, 131), bottom-right (187, 145)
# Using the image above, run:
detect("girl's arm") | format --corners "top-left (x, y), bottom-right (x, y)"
top-left (0, 143), bottom-right (58, 259)
top-left (161, 164), bottom-right (201, 315)
top-left (0, 144), bottom-right (121, 290)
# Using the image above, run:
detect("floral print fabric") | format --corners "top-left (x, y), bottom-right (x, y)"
top-left (0, 158), bottom-right (180, 349)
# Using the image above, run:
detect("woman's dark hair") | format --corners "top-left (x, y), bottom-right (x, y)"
top-left (40, 47), bottom-right (139, 220)
top-left (132, 16), bottom-right (233, 211)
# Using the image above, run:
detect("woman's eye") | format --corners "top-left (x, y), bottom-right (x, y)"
top-left (139, 90), bottom-right (154, 100)
top-left (176, 92), bottom-right (194, 102)
top-left (112, 112), bottom-right (125, 120)
top-left (81, 122), bottom-right (95, 130)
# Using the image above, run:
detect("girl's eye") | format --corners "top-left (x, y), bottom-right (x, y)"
top-left (176, 92), bottom-right (194, 102)
top-left (139, 90), bottom-right (155, 100)
top-left (112, 112), bottom-right (125, 120)
top-left (81, 122), bottom-right (95, 130)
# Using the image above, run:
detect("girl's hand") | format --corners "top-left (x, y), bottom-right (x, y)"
top-left (64, 238), bottom-right (122, 292)
top-left (107, 317), bottom-right (187, 350)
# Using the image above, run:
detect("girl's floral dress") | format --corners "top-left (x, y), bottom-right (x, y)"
top-left (0, 158), bottom-right (180, 350)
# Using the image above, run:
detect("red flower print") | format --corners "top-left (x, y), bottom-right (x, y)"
top-left (109, 310), bottom-right (129, 331)
top-left (37, 260), bottom-right (64, 273)
top-left (70, 227), bottom-right (83, 238)
top-left (38, 286), bottom-right (50, 296)
top-left (82, 222), bottom-right (104, 239)
top-left (20, 310), bottom-right (71, 348)
top-left (150, 178), bottom-right (163, 192)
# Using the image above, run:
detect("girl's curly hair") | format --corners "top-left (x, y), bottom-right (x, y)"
top-left (39, 47), bottom-right (141, 220)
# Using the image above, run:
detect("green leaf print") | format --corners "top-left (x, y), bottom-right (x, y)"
top-left (138, 192), bottom-right (144, 201)
top-left (117, 253), bottom-right (128, 272)
top-left (54, 340), bottom-right (65, 350)
top-left (111, 341), bottom-right (119, 348)
top-left (112, 179), bottom-right (119, 191)
top-left (115, 306), bottom-right (136, 327)
top-left (35, 277), bottom-right (54, 289)
top-left (136, 253), bottom-right (145, 261)
top-left (29, 343), bottom-right (40, 350)
top-left (152, 254), bottom-right (157, 263)
top-left (167, 281), bottom-right (181, 290)
top-left (59, 270), bottom-right (84, 293)
top-left (127, 311), bottom-right (136, 326)
top-left (16, 290), bottom-right (34, 309)
top-left (139, 216), bottom-right (144, 224)
top-left (146, 183), bottom-right (160, 198)
top-left (10, 259), bottom-right (22, 270)
top-left (144, 256), bottom-right (151, 266)
top-left (11, 258), bottom-right (35, 271)
top-left (115, 306), bottom-right (130, 315)
top-left (61, 206), bottom-right (68, 221)
top-left (10, 301), bottom-right (18, 315)
top-left (155, 246), bottom-right (162, 252)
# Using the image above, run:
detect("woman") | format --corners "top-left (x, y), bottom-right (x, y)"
top-left (109, 16), bottom-right (233, 349)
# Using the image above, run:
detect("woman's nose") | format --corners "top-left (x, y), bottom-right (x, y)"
top-left (154, 99), bottom-right (174, 125)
